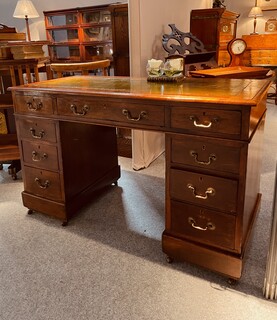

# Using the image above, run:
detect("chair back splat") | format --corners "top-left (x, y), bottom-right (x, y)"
top-left (162, 24), bottom-right (217, 75)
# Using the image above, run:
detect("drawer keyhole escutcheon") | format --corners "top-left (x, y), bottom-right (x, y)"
top-left (122, 109), bottom-right (147, 121)
top-left (188, 217), bottom-right (216, 231)
top-left (35, 178), bottom-right (50, 189)
top-left (26, 99), bottom-right (43, 111)
top-left (32, 151), bottom-right (48, 162)
top-left (30, 128), bottom-right (45, 139)
top-left (70, 104), bottom-right (89, 116)
top-left (189, 115), bottom-right (219, 128)
top-left (190, 150), bottom-right (217, 165)
top-left (187, 184), bottom-right (215, 199)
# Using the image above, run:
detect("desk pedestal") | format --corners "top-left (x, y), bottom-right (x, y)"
top-left (18, 119), bottom-right (120, 224)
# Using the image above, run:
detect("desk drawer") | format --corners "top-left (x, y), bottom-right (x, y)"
top-left (170, 106), bottom-right (241, 137)
top-left (169, 134), bottom-right (242, 174)
top-left (21, 140), bottom-right (59, 171)
top-left (24, 166), bottom-right (63, 201)
top-left (17, 118), bottom-right (57, 143)
top-left (170, 168), bottom-right (238, 213)
top-left (56, 97), bottom-right (165, 127)
top-left (14, 94), bottom-right (53, 115)
top-left (169, 200), bottom-right (236, 250)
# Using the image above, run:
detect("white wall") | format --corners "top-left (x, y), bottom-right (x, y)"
top-left (128, 0), bottom-right (210, 77)
top-left (225, 0), bottom-right (277, 36)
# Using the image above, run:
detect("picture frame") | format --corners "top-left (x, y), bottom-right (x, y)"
top-left (257, 0), bottom-right (277, 11)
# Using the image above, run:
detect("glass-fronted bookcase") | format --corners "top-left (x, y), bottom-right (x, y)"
top-left (44, 5), bottom-right (113, 62)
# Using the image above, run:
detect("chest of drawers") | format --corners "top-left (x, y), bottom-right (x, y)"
top-left (10, 76), bottom-right (270, 280)
top-left (242, 34), bottom-right (277, 66)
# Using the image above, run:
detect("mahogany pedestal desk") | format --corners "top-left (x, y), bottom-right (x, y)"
top-left (10, 76), bottom-right (271, 280)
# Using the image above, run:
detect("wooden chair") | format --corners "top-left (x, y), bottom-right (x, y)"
top-left (0, 58), bottom-right (46, 179)
top-left (49, 59), bottom-right (111, 78)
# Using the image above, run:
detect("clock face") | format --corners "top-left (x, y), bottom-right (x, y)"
top-left (229, 39), bottom-right (247, 55)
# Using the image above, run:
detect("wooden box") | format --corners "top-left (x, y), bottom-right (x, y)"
top-left (0, 32), bottom-right (26, 59)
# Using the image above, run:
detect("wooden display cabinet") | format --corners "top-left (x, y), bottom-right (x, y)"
top-left (44, 5), bottom-right (114, 63)
top-left (190, 8), bottom-right (240, 66)
top-left (109, 3), bottom-right (130, 76)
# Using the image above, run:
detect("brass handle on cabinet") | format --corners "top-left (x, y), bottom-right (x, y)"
top-left (188, 217), bottom-right (216, 231)
top-left (32, 151), bottom-right (48, 162)
top-left (30, 128), bottom-right (45, 139)
top-left (187, 184), bottom-right (215, 200)
top-left (189, 115), bottom-right (219, 128)
top-left (122, 109), bottom-right (147, 121)
top-left (70, 104), bottom-right (89, 116)
top-left (26, 100), bottom-right (43, 111)
top-left (35, 177), bottom-right (50, 189)
top-left (190, 150), bottom-right (217, 166)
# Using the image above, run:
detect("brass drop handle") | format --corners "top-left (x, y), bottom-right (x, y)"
top-left (190, 150), bottom-right (217, 166)
top-left (189, 115), bottom-right (219, 128)
top-left (70, 104), bottom-right (89, 116)
top-left (32, 151), bottom-right (48, 162)
top-left (26, 100), bottom-right (43, 111)
top-left (188, 217), bottom-right (216, 231)
top-left (30, 128), bottom-right (45, 139)
top-left (187, 184), bottom-right (215, 200)
top-left (122, 109), bottom-right (147, 121)
top-left (35, 178), bottom-right (50, 189)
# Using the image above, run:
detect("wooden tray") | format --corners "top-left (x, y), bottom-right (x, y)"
top-left (189, 66), bottom-right (272, 79)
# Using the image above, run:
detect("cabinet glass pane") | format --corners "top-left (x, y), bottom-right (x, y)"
top-left (49, 46), bottom-right (80, 60)
top-left (47, 14), bottom-right (78, 26)
top-left (85, 44), bottom-right (113, 60)
top-left (83, 10), bottom-right (111, 23)
top-left (49, 29), bottom-right (79, 42)
top-left (84, 27), bottom-right (112, 41)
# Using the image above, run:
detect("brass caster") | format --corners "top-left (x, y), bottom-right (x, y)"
top-left (227, 278), bottom-right (237, 285)
top-left (27, 209), bottom-right (33, 215)
top-left (166, 255), bottom-right (174, 264)
top-left (12, 174), bottom-right (17, 180)
top-left (62, 221), bottom-right (68, 227)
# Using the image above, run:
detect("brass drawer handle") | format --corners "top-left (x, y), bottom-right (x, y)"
top-left (189, 115), bottom-right (219, 128)
top-left (122, 109), bottom-right (147, 121)
top-left (190, 150), bottom-right (217, 165)
top-left (35, 177), bottom-right (50, 189)
top-left (188, 217), bottom-right (216, 231)
top-left (32, 151), bottom-right (48, 162)
top-left (70, 104), bottom-right (89, 116)
top-left (187, 183), bottom-right (215, 199)
top-left (30, 128), bottom-right (45, 139)
top-left (27, 100), bottom-right (43, 111)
